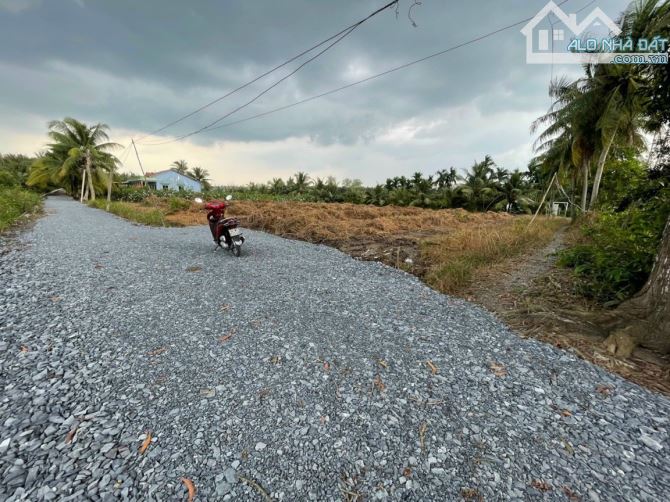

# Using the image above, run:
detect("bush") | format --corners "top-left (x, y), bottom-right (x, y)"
top-left (113, 186), bottom-right (200, 203)
top-left (0, 188), bottom-right (42, 231)
top-left (559, 185), bottom-right (670, 302)
top-left (112, 186), bottom-right (153, 202)
top-left (0, 169), bottom-right (19, 188)
top-left (168, 197), bottom-right (191, 212)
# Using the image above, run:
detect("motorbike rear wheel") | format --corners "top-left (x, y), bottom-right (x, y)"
top-left (231, 244), bottom-right (241, 257)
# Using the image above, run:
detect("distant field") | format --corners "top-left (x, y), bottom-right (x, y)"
top-left (91, 197), bottom-right (566, 294)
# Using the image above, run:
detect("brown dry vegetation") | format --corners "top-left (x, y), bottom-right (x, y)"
top-left (421, 219), bottom-right (565, 294)
top-left (160, 198), bottom-right (562, 292)
top-left (167, 199), bottom-right (512, 240)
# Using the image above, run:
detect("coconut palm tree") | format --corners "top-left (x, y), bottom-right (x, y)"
top-left (293, 171), bottom-right (312, 193)
top-left (268, 177), bottom-right (285, 194)
top-left (585, 63), bottom-right (648, 210)
top-left (189, 166), bottom-right (209, 181)
top-left (493, 167), bottom-right (510, 185)
top-left (27, 118), bottom-right (119, 200)
top-left (582, 0), bottom-right (667, 209)
top-left (457, 157), bottom-right (497, 211)
top-left (171, 160), bottom-right (189, 175)
top-left (498, 170), bottom-right (534, 213)
top-left (188, 166), bottom-right (210, 191)
top-left (435, 168), bottom-right (457, 189)
top-left (532, 77), bottom-right (599, 212)
top-left (364, 185), bottom-right (388, 206)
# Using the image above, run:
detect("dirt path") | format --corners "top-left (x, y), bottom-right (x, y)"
top-left (466, 224), bottom-right (670, 396)
top-left (470, 225), bottom-right (569, 307)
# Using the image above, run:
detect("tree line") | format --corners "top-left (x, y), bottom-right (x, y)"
top-left (225, 158), bottom-right (545, 213)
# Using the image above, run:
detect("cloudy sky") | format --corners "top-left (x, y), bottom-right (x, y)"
top-left (0, 0), bottom-right (632, 185)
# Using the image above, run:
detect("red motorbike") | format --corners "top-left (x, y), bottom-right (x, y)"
top-left (195, 195), bottom-right (245, 257)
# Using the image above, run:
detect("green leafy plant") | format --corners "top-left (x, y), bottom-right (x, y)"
top-left (0, 188), bottom-right (42, 231)
top-left (559, 185), bottom-right (670, 302)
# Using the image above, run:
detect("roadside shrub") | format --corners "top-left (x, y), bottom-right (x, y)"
top-left (0, 187), bottom-right (42, 231)
top-left (113, 186), bottom-right (153, 202)
top-left (559, 186), bottom-right (670, 303)
top-left (168, 197), bottom-right (191, 212)
top-left (0, 169), bottom-right (19, 188)
top-left (113, 186), bottom-right (200, 203)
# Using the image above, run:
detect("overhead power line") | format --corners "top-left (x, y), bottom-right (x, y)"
top-left (141, 0), bottom-right (576, 144)
top-left (134, 0), bottom-right (399, 143)
top-left (145, 24), bottom-right (360, 145)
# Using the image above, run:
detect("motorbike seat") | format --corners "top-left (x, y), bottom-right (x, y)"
top-left (221, 218), bottom-right (238, 226)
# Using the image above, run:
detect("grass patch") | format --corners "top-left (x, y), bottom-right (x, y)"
top-left (0, 187), bottom-right (42, 232)
top-left (421, 217), bottom-right (566, 294)
top-left (88, 199), bottom-right (176, 227)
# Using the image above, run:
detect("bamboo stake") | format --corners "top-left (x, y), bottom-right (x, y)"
top-left (79, 168), bottom-right (87, 203)
top-left (106, 168), bottom-right (113, 211)
top-left (86, 149), bottom-right (96, 201)
top-left (527, 172), bottom-right (557, 229)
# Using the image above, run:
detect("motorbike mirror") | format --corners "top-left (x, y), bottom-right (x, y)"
top-left (194, 197), bottom-right (203, 203)
top-left (225, 195), bottom-right (233, 201)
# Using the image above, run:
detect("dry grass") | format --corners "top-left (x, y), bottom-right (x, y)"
top-left (421, 218), bottom-right (566, 294)
top-left (165, 199), bottom-right (513, 243)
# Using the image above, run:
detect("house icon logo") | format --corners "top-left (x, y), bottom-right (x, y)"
top-left (521, 1), bottom-right (621, 64)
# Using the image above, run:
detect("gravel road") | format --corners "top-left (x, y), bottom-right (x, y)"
top-left (1, 197), bottom-right (669, 501)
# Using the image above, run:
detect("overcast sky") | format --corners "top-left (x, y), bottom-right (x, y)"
top-left (0, 0), bottom-right (632, 185)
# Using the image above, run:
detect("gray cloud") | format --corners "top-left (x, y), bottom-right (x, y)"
top-left (0, 0), bottom-right (633, 183)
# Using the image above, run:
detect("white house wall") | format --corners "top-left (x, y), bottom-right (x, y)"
top-left (154, 171), bottom-right (202, 192)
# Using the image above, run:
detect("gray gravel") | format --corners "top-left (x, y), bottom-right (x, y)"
top-left (1, 197), bottom-right (669, 501)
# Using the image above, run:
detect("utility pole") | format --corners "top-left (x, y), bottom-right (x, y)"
top-left (131, 139), bottom-right (149, 188)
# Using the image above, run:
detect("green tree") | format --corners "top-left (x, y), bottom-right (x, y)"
top-left (27, 118), bottom-right (119, 200)
top-left (499, 170), bottom-right (534, 213)
top-left (293, 171), bottom-right (312, 193)
top-left (0, 154), bottom-right (34, 187)
top-left (171, 160), bottom-right (189, 175)
top-left (532, 78), bottom-right (599, 212)
top-left (585, 63), bottom-right (647, 210)
top-left (457, 156), bottom-right (497, 211)
top-left (190, 166), bottom-right (211, 190)
top-left (268, 177), bottom-right (285, 194)
top-left (435, 168), bottom-right (457, 189)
